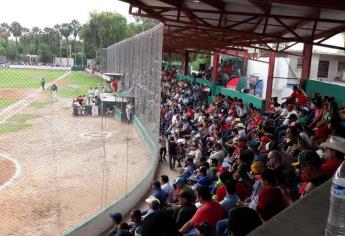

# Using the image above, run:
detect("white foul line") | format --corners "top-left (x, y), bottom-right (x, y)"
top-left (0, 153), bottom-right (21, 192)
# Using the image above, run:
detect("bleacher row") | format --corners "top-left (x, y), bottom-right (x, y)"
top-left (105, 68), bottom-right (345, 236)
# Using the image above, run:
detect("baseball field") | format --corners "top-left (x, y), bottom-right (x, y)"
top-left (0, 68), bottom-right (150, 235)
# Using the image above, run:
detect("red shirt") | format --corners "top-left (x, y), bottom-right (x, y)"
top-left (186, 108), bottom-right (194, 118)
top-left (191, 200), bottom-right (225, 229)
top-left (216, 183), bottom-right (251, 202)
top-left (216, 184), bottom-right (226, 202)
top-left (296, 92), bottom-right (307, 105)
top-left (322, 160), bottom-right (343, 179)
top-left (257, 185), bottom-right (286, 221)
top-left (112, 80), bottom-right (118, 92)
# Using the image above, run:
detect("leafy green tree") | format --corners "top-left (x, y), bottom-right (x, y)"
top-left (0, 23), bottom-right (11, 55)
top-left (80, 12), bottom-right (128, 59)
top-left (39, 44), bottom-right (52, 63)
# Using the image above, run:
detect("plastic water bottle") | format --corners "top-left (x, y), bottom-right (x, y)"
top-left (325, 161), bottom-right (345, 235)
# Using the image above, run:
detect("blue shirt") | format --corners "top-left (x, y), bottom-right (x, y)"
top-left (181, 164), bottom-right (196, 182)
top-left (197, 176), bottom-right (209, 186)
top-left (220, 194), bottom-right (239, 215)
top-left (152, 189), bottom-right (168, 206)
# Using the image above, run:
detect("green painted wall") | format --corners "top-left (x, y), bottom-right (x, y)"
top-left (305, 80), bottom-right (345, 108)
top-left (177, 74), bottom-right (265, 110)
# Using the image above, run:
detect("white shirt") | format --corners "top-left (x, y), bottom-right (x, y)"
top-left (283, 110), bottom-right (298, 126)
top-left (162, 182), bottom-right (174, 203)
top-left (126, 104), bottom-right (132, 113)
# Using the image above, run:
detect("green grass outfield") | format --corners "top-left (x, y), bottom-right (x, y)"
top-left (59, 72), bottom-right (105, 98)
top-left (0, 99), bottom-right (16, 109)
top-left (0, 68), bottom-right (66, 89)
top-left (0, 114), bottom-right (40, 133)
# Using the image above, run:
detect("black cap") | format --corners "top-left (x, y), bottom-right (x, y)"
top-left (110, 212), bottom-right (122, 223)
top-left (295, 150), bottom-right (321, 167)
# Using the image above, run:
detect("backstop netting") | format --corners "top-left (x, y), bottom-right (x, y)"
top-left (104, 23), bottom-right (163, 144)
top-left (0, 22), bottom-right (162, 236)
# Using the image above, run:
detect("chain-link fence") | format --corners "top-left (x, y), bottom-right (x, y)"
top-left (0, 22), bottom-right (162, 236)
top-left (104, 23), bottom-right (163, 145)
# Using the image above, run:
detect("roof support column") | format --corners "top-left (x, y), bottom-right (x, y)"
top-left (183, 50), bottom-right (189, 75)
top-left (265, 51), bottom-right (276, 110)
top-left (212, 52), bottom-right (220, 83)
top-left (301, 43), bottom-right (313, 89)
top-left (168, 52), bottom-right (172, 64)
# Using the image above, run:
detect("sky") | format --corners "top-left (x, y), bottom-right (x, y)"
top-left (0, 0), bottom-right (132, 29)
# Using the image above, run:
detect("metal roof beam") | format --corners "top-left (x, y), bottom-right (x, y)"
top-left (124, 0), bottom-right (166, 22)
top-left (198, 0), bottom-right (225, 11)
top-left (253, 0), bottom-right (345, 11)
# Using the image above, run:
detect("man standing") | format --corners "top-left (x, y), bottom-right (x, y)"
top-left (168, 137), bottom-right (178, 170)
top-left (126, 102), bottom-right (133, 123)
top-left (112, 79), bottom-right (118, 93)
top-left (40, 77), bottom-right (46, 90)
top-left (51, 83), bottom-right (58, 97)
top-left (159, 135), bottom-right (167, 162)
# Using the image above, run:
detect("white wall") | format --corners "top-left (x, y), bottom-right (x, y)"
top-left (54, 57), bottom-right (74, 67)
top-left (310, 54), bottom-right (320, 80)
top-left (246, 57), bottom-right (290, 100)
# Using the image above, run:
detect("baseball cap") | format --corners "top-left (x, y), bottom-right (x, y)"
top-left (251, 161), bottom-right (265, 174)
top-left (301, 107), bottom-right (309, 113)
top-left (110, 212), bottom-right (122, 223)
top-left (260, 136), bottom-right (270, 143)
top-left (292, 150), bottom-right (321, 167)
top-left (287, 113), bottom-right (298, 120)
top-left (314, 126), bottom-right (330, 138)
top-left (145, 196), bottom-right (160, 205)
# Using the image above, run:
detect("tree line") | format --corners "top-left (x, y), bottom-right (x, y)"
top-left (0, 12), bottom-right (157, 65)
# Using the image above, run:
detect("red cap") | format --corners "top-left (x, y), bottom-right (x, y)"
top-left (260, 136), bottom-right (270, 143)
top-left (287, 104), bottom-right (294, 110)
top-left (314, 126), bottom-right (330, 138)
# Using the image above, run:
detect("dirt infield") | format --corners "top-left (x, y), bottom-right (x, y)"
top-left (0, 89), bottom-right (35, 100)
top-left (0, 158), bottom-right (16, 186)
top-left (0, 91), bottom-right (151, 235)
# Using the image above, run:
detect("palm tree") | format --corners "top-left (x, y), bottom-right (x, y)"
top-left (54, 24), bottom-right (64, 63)
top-left (10, 21), bottom-right (23, 61)
top-left (43, 27), bottom-right (56, 59)
top-left (31, 26), bottom-right (42, 55)
top-left (60, 23), bottom-right (72, 66)
top-left (0, 23), bottom-right (11, 55)
top-left (70, 19), bottom-right (81, 66)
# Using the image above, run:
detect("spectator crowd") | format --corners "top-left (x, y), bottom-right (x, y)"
top-left (107, 68), bottom-right (345, 236)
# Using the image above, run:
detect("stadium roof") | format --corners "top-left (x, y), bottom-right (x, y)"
top-left (120, 0), bottom-right (345, 53)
